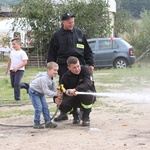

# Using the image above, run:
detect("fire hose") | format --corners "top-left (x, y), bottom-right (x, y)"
top-left (57, 84), bottom-right (98, 96)
top-left (2, 84), bottom-right (141, 128)
top-left (0, 84), bottom-right (94, 128)
top-left (0, 86), bottom-right (63, 128)
top-left (57, 84), bottom-right (150, 100)
top-left (0, 106), bottom-right (59, 128)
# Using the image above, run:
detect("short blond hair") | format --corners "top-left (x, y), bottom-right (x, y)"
top-left (47, 62), bottom-right (58, 70)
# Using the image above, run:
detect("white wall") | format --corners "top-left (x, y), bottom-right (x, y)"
top-left (0, 18), bottom-right (30, 47)
top-left (106, 0), bottom-right (116, 37)
top-left (0, 0), bottom-right (116, 43)
top-left (106, 0), bottom-right (116, 13)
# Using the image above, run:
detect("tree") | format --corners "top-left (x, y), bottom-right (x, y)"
top-left (59, 0), bottom-right (111, 38)
top-left (116, 0), bottom-right (150, 19)
top-left (133, 10), bottom-right (150, 56)
top-left (119, 10), bottom-right (150, 57)
top-left (11, 0), bottom-right (111, 55)
top-left (114, 9), bottom-right (135, 37)
top-left (11, 0), bottom-right (60, 55)
top-left (0, 0), bottom-right (22, 5)
top-left (114, 0), bottom-right (150, 57)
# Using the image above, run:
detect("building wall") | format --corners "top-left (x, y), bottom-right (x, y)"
top-left (106, 0), bottom-right (116, 37)
top-left (107, 0), bottom-right (116, 13)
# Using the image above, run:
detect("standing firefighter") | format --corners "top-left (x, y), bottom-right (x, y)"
top-left (47, 12), bottom-right (94, 121)
top-left (58, 56), bottom-right (96, 126)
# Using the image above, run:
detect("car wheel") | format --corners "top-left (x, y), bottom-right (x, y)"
top-left (114, 58), bottom-right (128, 69)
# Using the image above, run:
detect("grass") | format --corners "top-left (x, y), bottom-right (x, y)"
top-left (0, 61), bottom-right (150, 118)
top-left (0, 65), bottom-right (47, 104)
top-left (0, 106), bottom-right (57, 118)
top-left (0, 109), bottom-right (34, 118)
top-left (0, 63), bottom-right (58, 118)
top-left (94, 65), bottom-right (150, 92)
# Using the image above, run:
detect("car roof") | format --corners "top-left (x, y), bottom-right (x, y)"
top-left (87, 38), bottom-right (133, 48)
top-left (87, 38), bottom-right (122, 41)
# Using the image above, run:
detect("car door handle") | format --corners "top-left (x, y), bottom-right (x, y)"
top-left (113, 51), bottom-right (117, 53)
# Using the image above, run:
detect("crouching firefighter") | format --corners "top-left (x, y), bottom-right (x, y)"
top-left (57, 56), bottom-right (96, 126)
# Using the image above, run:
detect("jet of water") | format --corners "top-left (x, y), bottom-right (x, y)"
top-left (76, 92), bottom-right (150, 103)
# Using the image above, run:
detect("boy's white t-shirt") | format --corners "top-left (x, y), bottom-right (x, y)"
top-left (9, 49), bottom-right (28, 70)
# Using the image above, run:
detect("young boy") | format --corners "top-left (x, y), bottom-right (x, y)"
top-left (5, 38), bottom-right (28, 102)
top-left (28, 62), bottom-right (62, 129)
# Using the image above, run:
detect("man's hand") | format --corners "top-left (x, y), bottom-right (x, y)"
top-left (66, 89), bottom-right (77, 96)
top-left (89, 66), bottom-right (94, 72)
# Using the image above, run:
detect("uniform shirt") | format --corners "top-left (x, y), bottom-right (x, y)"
top-left (9, 49), bottom-right (28, 70)
top-left (60, 66), bottom-right (96, 92)
top-left (30, 72), bottom-right (57, 97)
top-left (47, 26), bottom-right (94, 66)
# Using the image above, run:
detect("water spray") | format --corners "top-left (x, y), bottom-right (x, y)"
top-left (75, 91), bottom-right (150, 103)
top-left (58, 84), bottom-right (150, 103)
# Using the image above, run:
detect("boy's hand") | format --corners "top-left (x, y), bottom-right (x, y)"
top-left (5, 70), bottom-right (8, 76)
top-left (54, 92), bottom-right (63, 105)
top-left (12, 67), bottom-right (18, 72)
top-left (57, 92), bottom-right (63, 98)
top-left (55, 96), bottom-right (62, 105)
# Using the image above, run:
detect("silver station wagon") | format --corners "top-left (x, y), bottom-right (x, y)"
top-left (87, 38), bottom-right (136, 69)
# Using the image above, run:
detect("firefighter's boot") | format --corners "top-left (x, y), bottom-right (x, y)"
top-left (82, 109), bottom-right (91, 126)
top-left (45, 121), bottom-right (57, 128)
top-left (78, 108), bottom-right (83, 120)
top-left (54, 112), bottom-right (68, 122)
top-left (72, 109), bottom-right (80, 124)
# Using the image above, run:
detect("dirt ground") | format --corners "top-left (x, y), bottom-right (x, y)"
top-left (0, 61), bottom-right (150, 150)
top-left (1, 89), bottom-right (150, 150)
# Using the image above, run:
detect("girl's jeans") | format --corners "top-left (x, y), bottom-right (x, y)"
top-left (29, 88), bottom-right (51, 123)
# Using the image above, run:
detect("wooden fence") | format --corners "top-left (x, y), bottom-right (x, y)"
top-left (27, 53), bottom-right (46, 67)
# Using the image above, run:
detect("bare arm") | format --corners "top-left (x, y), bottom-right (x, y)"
top-left (5, 58), bottom-right (11, 76)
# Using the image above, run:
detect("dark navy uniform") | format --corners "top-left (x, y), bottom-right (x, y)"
top-left (59, 65), bottom-right (96, 125)
top-left (47, 26), bottom-right (94, 79)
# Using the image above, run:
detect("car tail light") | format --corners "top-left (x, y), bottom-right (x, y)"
top-left (129, 48), bottom-right (134, 56)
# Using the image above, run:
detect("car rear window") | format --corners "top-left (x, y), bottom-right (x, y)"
top-left (120, 39), bottom-right (132, 47)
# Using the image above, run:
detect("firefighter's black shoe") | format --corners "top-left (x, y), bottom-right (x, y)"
top-left (54, 112), bottom-right (68, 122)
top-left (45, 121), bottom-right (57, 128)
top-left (82, 119), bottom-right (90, 126)
top-left (77, 108), bottom-right (83, 120)
top-left (33, 122), bottom-right (44, 129)
top-left (72, 118), bottom-right (80, 124)
top-left (72, 109), bottom-right (80, 124)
